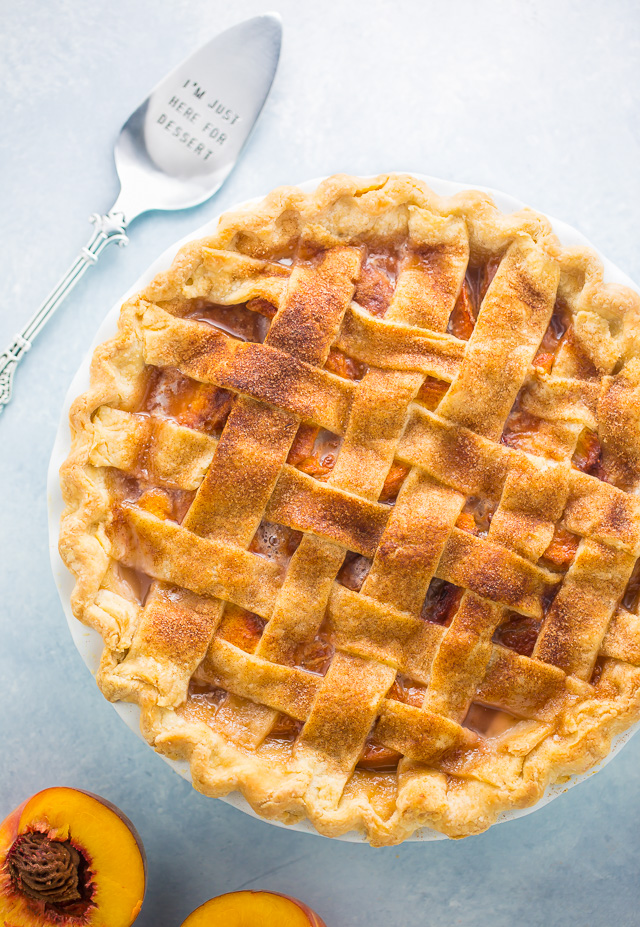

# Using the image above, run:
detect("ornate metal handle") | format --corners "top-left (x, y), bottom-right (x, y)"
top-left (0, 211), bottom-right (129, 415)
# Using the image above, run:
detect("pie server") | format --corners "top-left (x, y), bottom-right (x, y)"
top-left (0, 13), bottom-right (282, 414)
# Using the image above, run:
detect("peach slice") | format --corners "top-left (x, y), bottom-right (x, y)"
top-left (0, 787), bottom-right (146, 926)
top-left (180, 891), bottom-right (327, 926)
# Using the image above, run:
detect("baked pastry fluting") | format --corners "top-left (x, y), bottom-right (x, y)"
top-left (60, 174), bottom-right (640, 844)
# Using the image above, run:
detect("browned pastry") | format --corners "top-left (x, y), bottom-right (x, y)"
top-left (59, 174), bottom-right (640, 844)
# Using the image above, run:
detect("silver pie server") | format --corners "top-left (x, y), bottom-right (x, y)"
top-left (0, 13), bottom-right (282, 414)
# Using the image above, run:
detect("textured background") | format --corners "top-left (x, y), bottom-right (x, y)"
top-left (2, 1), bottom-right (640, 925)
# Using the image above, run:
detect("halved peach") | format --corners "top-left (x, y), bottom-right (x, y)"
top-left (0, 787), bottom-right (146, 926)
top-left (180, 891), bottom-right (327, 926)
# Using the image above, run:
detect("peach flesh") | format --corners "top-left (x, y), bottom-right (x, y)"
top-left (0, 787), bottom-right (146, 926)
top-left (180, 891), bottom-right (328, 927)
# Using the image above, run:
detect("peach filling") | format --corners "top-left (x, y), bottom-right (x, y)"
top-left (355, 248), bottom-right (502, 341)
top-left (106, 479), bottom-right (196, 607)
top-left (287, 428), bottom-right (341, 480)
top-left (249, 521), bottom-right (302, 577)
top-left (532, 299), bottom-right (570, 372)
top-left (337, 552), bottom-right (372, 592)
top-left (493, 573), bottom-right (563, 659)
top-left (572, 428), bottom-right (605, 479)
top-left (590, 657), bottom-right (606, 686)
top-left (285, 343), bottom-right (363, 480)
top-left (324, 346), bottom-right (366, 381)
top-left (138, 367), bottom-right (233, 435)
top-left (540, 525), bottom-right (580, 570)
top-left (135, 296), bottom-right (279, 433)
top-left (502, 411), bottom-right (607, 482)
top-left (217, 604), bottom-right (266, 654)
top-left (623, 558), bottom-right (640, 613)
top-left (108, 480), bottom-right (195, 603)
top-left (501, 303), bottom-right (574, 455)
top-left (267, 635), bottom-right (336, 744)
top-left (463, 703), bottom-right (518, 737)
top-left (358, 677), bottom-right (426, 770)
top-left (110, 476), bottom-right (195, 525)
top-left (478, 257), bottom-right (501, 302)
top-left (182, 299), bottom-right (271, 342)
top-left (295, 630), bottom-right (335, 676)
top-left (416, 258), bottom-right (504, 406)
top-left (115, 564), bottom-right (154, 607)
top-left (447, 257), bottom-right (500, 339)
top-left (379, 462), bottom-right (411, 503)
top-left (246, 296), bottom-right (279, 320)
top-left (493, 613), bottom-right (541, 657)
top-left (455, 496), bottom-right (496, 537)
top-left (417, 376), bottom-right (450, 409)
top-left (186, 681), bottom-right (227, 712)
top-left (501, 409), bottom-right (564, 458)
top-left (501, 299), bottom-right (614, 483)
top-left (421, 578), bottom-right (463, 626)
top-left (356, 742), bottom-right (402, 770)
top-left (354, 251), bottom-right (398, 317)
top-left (447, 279), bottom-right (477, 340)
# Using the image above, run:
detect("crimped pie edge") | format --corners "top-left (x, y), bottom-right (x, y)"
top-left (59, 173), bottom-right (640, 845)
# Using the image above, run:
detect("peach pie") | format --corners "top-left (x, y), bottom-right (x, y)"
top-left (60, 174), bottom-right (640, 844)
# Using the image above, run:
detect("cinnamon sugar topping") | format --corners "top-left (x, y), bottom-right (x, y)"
top-left (60, 174), bottom-right (640, 844)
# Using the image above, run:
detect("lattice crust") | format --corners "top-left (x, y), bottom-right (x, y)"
top-left (59, 174), bottom-right (640, 845)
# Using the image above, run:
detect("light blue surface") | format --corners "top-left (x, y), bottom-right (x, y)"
top-left (2, 2), bottom-right (640, 925)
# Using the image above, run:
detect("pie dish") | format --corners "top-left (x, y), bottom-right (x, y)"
top-left (59, 173), bottom-right (640, 845)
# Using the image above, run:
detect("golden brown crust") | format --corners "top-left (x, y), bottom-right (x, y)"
top-left (59, 173), bottom-right (640, 845)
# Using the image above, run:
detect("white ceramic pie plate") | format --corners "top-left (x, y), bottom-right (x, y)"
top-left (48, 173), bottom-right (640, 842)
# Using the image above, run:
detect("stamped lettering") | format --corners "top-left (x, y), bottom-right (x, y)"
top-left (151, 77), bottom-right (243, 161)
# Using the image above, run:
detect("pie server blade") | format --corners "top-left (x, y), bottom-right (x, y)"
top-left (0, 13), bottom-right (282, 415)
